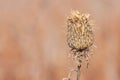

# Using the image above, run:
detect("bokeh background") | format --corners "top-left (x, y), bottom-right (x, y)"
top-left (0, 0), bottom-right (120, 80)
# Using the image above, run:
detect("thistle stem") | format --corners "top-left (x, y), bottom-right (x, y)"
top-left (77, 65), bottom-right (81, 80)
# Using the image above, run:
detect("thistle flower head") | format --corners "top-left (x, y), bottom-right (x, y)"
top-left (67, 10), bottom-right (94, 65)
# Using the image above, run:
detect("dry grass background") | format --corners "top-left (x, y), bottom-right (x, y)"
top-left (0, 0), bottom-right (120, 80)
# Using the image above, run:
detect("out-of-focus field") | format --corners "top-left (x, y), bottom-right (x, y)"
top-left (0, 0), bottom-right (120, 80)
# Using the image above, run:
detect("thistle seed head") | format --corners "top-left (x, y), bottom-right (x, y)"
top-left (67, 10), bottom-right (94, 65)
top-left (67, 10), bottom-right (94, 52)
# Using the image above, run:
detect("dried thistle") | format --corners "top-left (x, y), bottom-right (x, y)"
top-left (63, 10), bottom-right (95, 80)
top-left (67, 10), bottom-right (94, 65)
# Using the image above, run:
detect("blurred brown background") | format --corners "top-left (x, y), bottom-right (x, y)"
top-left (0, 0), bottom-right (120, 80)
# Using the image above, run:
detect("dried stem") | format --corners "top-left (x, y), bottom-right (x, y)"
top-left (77, 65), bottom-right (81, 80)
